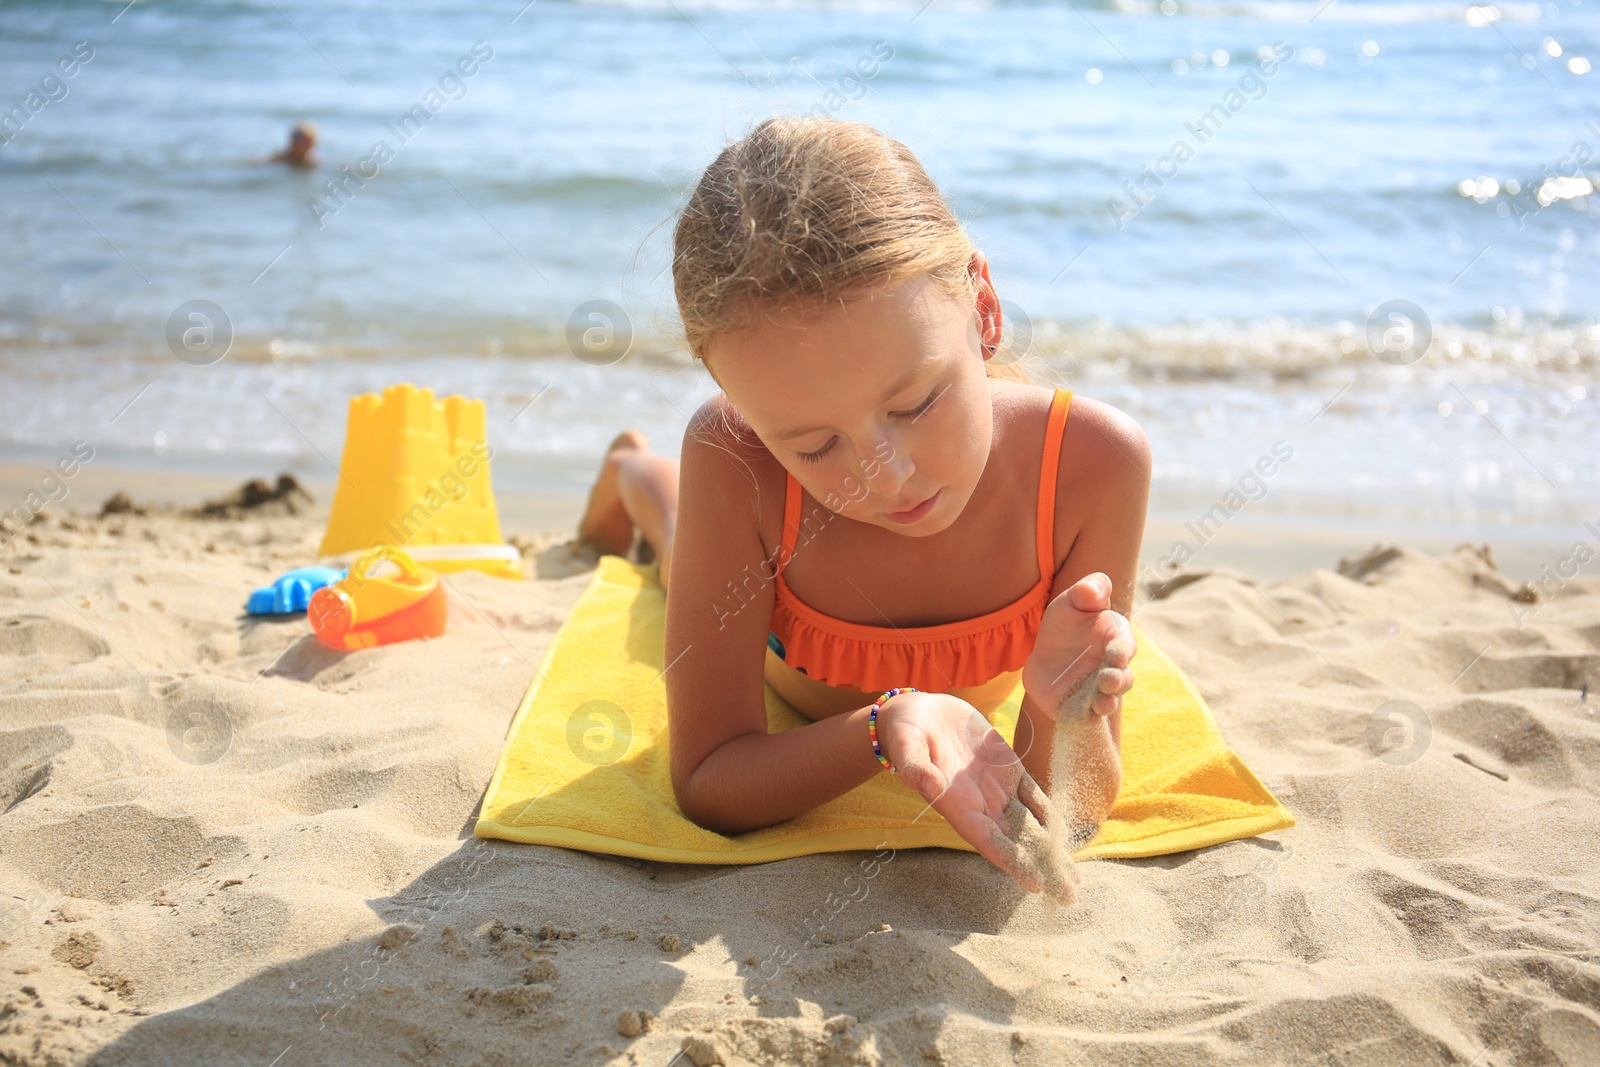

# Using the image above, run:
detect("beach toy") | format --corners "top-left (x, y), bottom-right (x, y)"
top-left (318, 383), bottom-right (522, 579)
top-left (308, 546), bottom-right (448, 650)
top-left (245, 566), bottom-right (345, 616)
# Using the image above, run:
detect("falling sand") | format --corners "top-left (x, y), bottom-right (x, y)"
top-left (1005, 634), bottom-right (1138, 905)
top-left (1000, 794), bottom-right (1078, 904)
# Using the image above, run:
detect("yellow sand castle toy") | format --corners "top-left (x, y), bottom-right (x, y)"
top-left (318, 383), bottom-right (522, 579)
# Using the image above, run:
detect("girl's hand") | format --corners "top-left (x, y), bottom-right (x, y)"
top-left (874, 690), bottom-right (1078, 901)
top-left (1022, 572), bottom-right (1136, 722)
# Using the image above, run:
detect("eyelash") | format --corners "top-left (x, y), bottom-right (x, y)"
top-left (796, 391), bottom-right (938, 465)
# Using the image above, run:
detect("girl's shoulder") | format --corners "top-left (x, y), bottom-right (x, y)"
top-left (989, 380), bottom-right (1150, 580)
top-left (990, 379), bottom-right (1147, 478)
top-left (1011, 379), bottom-right (1152, 588)
top-left (1055, 388), bottom-right (1150, 492)
top-left (683, 391), bottom-right (775, 477)
top-left (681, 391), bottom-right (790, 547)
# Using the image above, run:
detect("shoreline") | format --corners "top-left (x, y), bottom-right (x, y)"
top-left (3, 458), bottom-right (1593, 585)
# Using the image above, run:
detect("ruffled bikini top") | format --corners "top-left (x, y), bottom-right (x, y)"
top-left (768, 387), bottom-right (1072, 694)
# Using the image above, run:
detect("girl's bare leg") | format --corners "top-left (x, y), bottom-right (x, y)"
top-left (577, 431), bottom-right (680, 591)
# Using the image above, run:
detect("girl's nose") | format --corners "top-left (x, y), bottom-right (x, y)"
top-left (860, 434), bottom-right (914, 497)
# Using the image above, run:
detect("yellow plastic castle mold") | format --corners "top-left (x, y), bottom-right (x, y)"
top-left (318, 383), bottom-right (522, 579)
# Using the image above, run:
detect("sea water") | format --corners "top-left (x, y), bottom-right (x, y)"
top-left (1, 0), bottom-right (1596, 545)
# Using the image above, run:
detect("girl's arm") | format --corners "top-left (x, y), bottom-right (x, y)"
top-left (1016, 397), bottom-right (1151, 819)
top-left (663, 396), bottom-right (871, 832)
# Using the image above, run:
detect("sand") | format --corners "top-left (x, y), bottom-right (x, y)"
top-left (1, 489), bottom-right (1598, 1066)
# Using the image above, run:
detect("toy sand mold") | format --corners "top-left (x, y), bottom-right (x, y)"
top-left (318, 383), bottom-right (522, 580)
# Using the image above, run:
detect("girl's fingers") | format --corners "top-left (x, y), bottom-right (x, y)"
top-left (1095, 666), bottom-right (1131, 695)
top-left (892, 732), bottom-right (946, 804)
top-left (974, 812), bottom-right (1042, 893)
top-left (898, 757), bottom-right (946, 806)
top-left (1066, 572), bottom-right (1112, 612)
top-left (979, 771), bottom-right (1013, 819)
top-left (1016, 770), bottom-right (1057, 830)
top-left (1105, 629), bottom-right (1135, 669)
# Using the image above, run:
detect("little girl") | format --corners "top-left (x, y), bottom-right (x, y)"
top-left (577, 117), bottom-right (1149, 899)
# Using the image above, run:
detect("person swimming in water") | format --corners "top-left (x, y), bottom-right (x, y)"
top-left (262, 121), bottom-right (318, 168)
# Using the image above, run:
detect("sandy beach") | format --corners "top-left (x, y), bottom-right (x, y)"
top-left (1, 481), bottom-right (1595, 1067)
top-left (6, 0), bottom-right (1598, 1059)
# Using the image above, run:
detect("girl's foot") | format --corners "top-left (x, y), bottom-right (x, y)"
top-left (577, 430), bottom-right (649, 555)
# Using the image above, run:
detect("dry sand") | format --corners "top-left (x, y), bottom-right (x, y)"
top-left (1, 491), bottom-right (1597, 1066)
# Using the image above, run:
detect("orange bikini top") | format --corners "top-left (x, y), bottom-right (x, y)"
top-left (769, 387), bottom-right (1072, 693)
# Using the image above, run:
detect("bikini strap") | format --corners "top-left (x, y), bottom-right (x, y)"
top-left (1036, 388), bottom-right (1074, 584)
top-left (776, 469), bottom-right (802, 576)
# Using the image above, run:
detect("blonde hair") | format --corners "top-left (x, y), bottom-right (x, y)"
top-left (671, 116), bottom-right (1031, 386)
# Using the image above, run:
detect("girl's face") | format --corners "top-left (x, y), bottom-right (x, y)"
top-left (706, 253), bottom-right (1003, 537)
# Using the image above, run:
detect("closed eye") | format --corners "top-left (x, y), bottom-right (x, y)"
top-left (796, 388), bottom-right (934, 463)
top-left (797, 440), bottom-right (835, 464)
top-left (901, 390), bottom-right (940, 421)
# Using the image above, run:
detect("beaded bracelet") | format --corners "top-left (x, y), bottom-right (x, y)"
top-left (868, 687), bottom-right (920, 773)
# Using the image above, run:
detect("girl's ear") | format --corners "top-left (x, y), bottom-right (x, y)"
top-left (968, 250), bottom-right (1002, 359)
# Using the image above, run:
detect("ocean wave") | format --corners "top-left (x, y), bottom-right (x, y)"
top-left (1012, 317), bottom-right (1600, 378)
top-left (569, 0), bottom-right (994, 11)
top-left (566, 0), bottom-right (1545, 21)
top-left (2, 315), bottom-right (1594, 380)
top-left (1112, 0), bottom-right (1545, 22)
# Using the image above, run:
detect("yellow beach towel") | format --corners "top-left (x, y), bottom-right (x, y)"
top-left (476, 555), bottom-right (1295, 863)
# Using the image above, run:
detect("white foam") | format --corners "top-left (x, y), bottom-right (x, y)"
top-left (1113, 0), bottom-right (1545, 23)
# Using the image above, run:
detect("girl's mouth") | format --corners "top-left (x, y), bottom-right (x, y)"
top-left (886, 488), bottom-right (939, 524)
